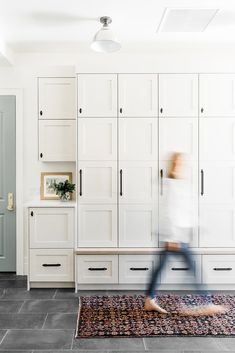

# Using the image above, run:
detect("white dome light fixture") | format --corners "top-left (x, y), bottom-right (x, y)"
top-left (91, 16), bottom-right (121, 53)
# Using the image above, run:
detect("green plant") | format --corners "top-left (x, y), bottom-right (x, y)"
top-left (53, 180), bottom-right (76, 199)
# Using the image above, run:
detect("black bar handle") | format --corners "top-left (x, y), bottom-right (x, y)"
top-left (213, 267), bottom-right (232, 271)
top-left (40, 153), bottom-right (43, 159)
top-left (160, 169), bottom-right (163, 195)
top-left (171, 267), bottom-right (189, 271)
top-left (40, 110), bottom-right (43, 116)
top-left (201, 169), bottom-right (204, 196)
top-left (79, 169), bottom-right (82, 196)
top-left (201, 107), bottom-right (204, 113)
top-left (79, 108), bottom-right (82, 114)
top-left (88, 267), bottom-right (107, 271)
top-left (160, 108), bottom-right (163, 114)
top-left (120, 108), bottom-right (123, 114)
top-left (30, 211), bottom-right (34, 217)
top-left (130, 267), bottom-right (149, 271)
top-left (42, 264), bottom-right (61, 267)
top-left (120, 169), bottom-right (123, 196)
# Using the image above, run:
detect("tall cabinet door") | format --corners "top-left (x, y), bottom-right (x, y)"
top-left (118, 74), bottom-right (158, 117)
top-left (77, 74), bottom-right (117, 117)
top-left (200, 74), bottom-right (235, 117)
top-left (159, 74), bottom-right (198, 117)
top-left (199, 117), bottom-right (235, 247)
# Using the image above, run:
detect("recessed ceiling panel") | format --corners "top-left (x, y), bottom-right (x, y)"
top-left (158, 8), bottom-right (219, 33)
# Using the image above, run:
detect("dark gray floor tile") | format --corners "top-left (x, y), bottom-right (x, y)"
top-left (0, 273), bottom-right (26, 280)
top-left (55, 289), bottom-right (79, 299)
top-left (44, 313), bottom-right (77, 329)
top-left (20, 299), bottom-right (78, 313)
top-left (3, 288), bottom-right (56, 300)
top-left (0, 330), bottom-right (74, 350)
top-left (184, 351), bottom-right (231, 353)
top-left (215, 338), bottom-right (235, 350)
top-left (144, 337), bottom-right (222, 351)
top-left (0, 280), bottom-right (27, 288)
top-left (0, 290), bottom-right (4, 299)
top-left (110, 351), bottom-right (181, 353)
top-left (0, 313), bottom-right (46, 329)
top-left (72, 337), bottom-right (145, 350)
top-left (0, 351), bottom-right (32, 353)
top-left (33, 351), bottom-right (107, 353)
top-left (0, 300), bottom-right (24, 313)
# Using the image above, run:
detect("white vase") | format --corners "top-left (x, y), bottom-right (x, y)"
top-left (60, 192), bottom-right (71, 201)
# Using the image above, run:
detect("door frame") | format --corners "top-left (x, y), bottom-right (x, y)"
top-left (0, 89), bottom-right (23, 274)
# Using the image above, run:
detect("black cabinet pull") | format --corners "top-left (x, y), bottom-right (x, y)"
top-left (160, 108), bottom-right (163, 114)
top-left (130, 267), bottom-right (149, 271)
top-left (30, 211), bottom-right (34, 217)
top-left (42, 263), bottom-right (61, 267)
top-left (120, 169), bottom-right (123, 196)
top-left (201, 108), bottom-right (204, 113)
top-left (201, 169), bottom-right (204, 196)
top-left (40, 110), bottom-right (43, 116)
top-left (160, 169), bottom-right (163, 195)
top-left (120, 108), bottom-right (123, 114)
top-left (79, 169), bottom-right (82, 196)
top-left (79, 108), bottom-right (82, 114)
top-left (171, 267), bottom-right (189, 271)
top-left (213, 267), bottom-right (232, 271)
top-left (88, 267), bottom-right (107, 271)
top-left (40, 153), bottom-right (43, 159)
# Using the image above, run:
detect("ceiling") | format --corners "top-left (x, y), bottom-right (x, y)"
top-left (1, 0), bottom-right (235, 61)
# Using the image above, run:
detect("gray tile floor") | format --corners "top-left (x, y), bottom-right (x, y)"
top-left (0, 273), bottom-right (234, 352)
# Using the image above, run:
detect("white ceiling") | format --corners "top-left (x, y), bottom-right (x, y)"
top-left (1, 0), bottom-right (235, 58)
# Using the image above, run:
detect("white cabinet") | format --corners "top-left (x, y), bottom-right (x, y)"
top-left (118, 74), bottom-right (158, 117)
top-left (38, 77), bottom-right (76, 120)
top-left (119, 255), bottom-right (159, 284)
top-left (78, 118), bottom-right (117, 160)
top-left (78, 161), bottom-right (117, 204)
top-left (39, 120), bottom-right (76, 161)
top-left (77, 74), bottom-right (117, 117)
top-left (119, 118), bottom-right (158, 160)
top-left (202, 255), bottom-right (235, 284)
top-left (29, 208), bottom-right (74, 248)
top-left (78, 205), bottom-right (117, 247)
top-left (77, 255), bottom-right (118, 284)
top-left (200, 74), bottom-right (235, 117)
top-left (159, 74), bottom-right (198, 117)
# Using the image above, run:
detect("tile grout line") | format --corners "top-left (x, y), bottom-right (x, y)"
top-left (0, 288), bottom-right (5, 299)
top-left (0, 330), bottom-right (8, 346)
top-left (70, 329), bottom-right (75, 350)
top-left (143, 337), bottom-right (147, 351)
top-left (17, 300), bottom-right (26, 313)
top-left (53, 288), bottom-right (58, 299)
top-left (41, 312), bottom-right (48, 329)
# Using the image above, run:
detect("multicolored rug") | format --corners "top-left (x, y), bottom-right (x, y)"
top-left (75, 294), bottom-right (235, 338)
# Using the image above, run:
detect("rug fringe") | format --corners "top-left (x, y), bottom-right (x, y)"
top-left (75, 296), bottom-right (83, 338)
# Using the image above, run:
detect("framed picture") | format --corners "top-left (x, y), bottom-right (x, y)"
top-left (40, 172), bottom-right (72, 200)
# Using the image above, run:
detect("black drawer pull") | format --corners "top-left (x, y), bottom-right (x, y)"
top-left (88, 267), bottom-right (107, 271)
top-left (171, 267), bottom-right (189, 271)
top-left (30, 211), bottom-right (34, 217)
top-left (42, 263), bottom-right (61, 267)
top-left (130, 267), bottom-right (149, 271)
top-left (40, 110), bottom-right (43, 116)
top-left (40, 153), bottom-right (43, 158)
top-left (120, 108), bottom-right (123, 114)
top-left (79, 108), bottom-right (82, 114)
top-left (160, 108), bottom-right (163, 114)
top-left (213, 267), bottom-right (232, 271)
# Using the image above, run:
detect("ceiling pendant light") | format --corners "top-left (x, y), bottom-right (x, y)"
top-left (91, 16), bottom-right (121, 53)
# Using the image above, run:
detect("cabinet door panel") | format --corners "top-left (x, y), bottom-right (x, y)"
top-left (119, 255), bottom-right (159, 283)
top-left (119, 162), bottom-right (158, 204)
top-left (159, 118), bottom-right (198, 161)
top-left (78, 162), bottom-right (117, 204)
top-left (29, 208), bottom-right (74, 248)
top-left (119, 204), bottom-right (158, 247)
top-left (38, 78), bottom-right (75, 120)
top-left (200, 118), bottom-right (235, 161)
top-left (159, 74), bottom-right (198, 117)
top-left (78, 205), bottom-right (117, 247)
top-left (200, 74), bottom-right (235, 117)
top-left (202, 255), bottom-right (235, 284)
top-left (39, 120), bottom-right (76, 161)
top-left (119, 118), bottom-right (158, 160)
top-left (118, 74), bottom-right (158, 117)
top-left (78, 118), bottom-right (117, 160)
top-left (77, 74), bottom-right (117, 117)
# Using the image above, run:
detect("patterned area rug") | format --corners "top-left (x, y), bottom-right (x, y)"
top-left (75, 294), bottom-right (235, 338)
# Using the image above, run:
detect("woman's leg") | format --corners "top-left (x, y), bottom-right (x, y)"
top-left (146, 249), bottom-right (168, 299)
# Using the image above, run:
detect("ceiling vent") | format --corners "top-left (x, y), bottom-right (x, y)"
top-left (157, 8), bottom-right (219, 32)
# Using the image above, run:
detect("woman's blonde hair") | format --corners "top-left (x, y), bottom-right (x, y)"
top-left (167, 152), bottom-right (183, 179)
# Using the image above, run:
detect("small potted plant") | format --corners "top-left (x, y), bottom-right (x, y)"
top-left (53, 180), bottom-right (76, 201)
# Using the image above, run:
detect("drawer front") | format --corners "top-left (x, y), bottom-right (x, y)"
top-left (29, 208), bottom-right (74, 248)
top-left (77, 255), bottom-right (118, 284)
top-left (30, 249), bottom-right (74, 282)
top-left (161, 254), bottom-right (201, 284)
top-left (119, 255), bottom-right (159, 284)
top-left (202, 255), bottom-right (235, 284)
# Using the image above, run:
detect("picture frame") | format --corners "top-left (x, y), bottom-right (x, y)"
top-left (40, 172), bottom-right (73, 200)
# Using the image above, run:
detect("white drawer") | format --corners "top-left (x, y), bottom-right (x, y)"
top-left (77, 255), bottom-right (118, 284)
top-left (29, 208), bottom-right (74, 248)
top-left (202, 255), bottom-right (235, 284)
top-left (119, 255), bottom-right (159, 284)
top-left (161, 254), bottom-right (201, 284)
top-left (30, 249), bottom-right (74, 282)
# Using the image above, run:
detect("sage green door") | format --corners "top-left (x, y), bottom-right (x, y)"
top-left (0, 96), bottom-right (16, 271)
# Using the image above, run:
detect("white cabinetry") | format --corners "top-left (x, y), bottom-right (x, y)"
top-left (28, 206), bottom-right (75, 288)
top-left (202, 255), bottom-right (235, 284)
top-left (159, 74), bottom-right (198, 117)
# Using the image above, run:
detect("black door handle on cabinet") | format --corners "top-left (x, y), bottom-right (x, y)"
top-left (39, 110), bottom-right (43, 116)
top-left (79, 169), bottom-right (82, 196)
top-left (42, 264), bottom-right (61, 267)
top-left (201, 108), bottom-right (204, 113)
top-left (171, 267), bottom-right (189, 271)
top-left (30, 211), bottom-right (34, 217)
top-left (201, 169), bottom-right (204, 196)
top-left (120, 169), bottom-right (123, 196)
top-left (120, 108), bottom-right (123, 114)
top-left (213, 267), bottom-right (232, 271)
top-left (160, 169), bottom-right (163, 195)
top-left (130, 267), bottom-right (149, 271)
top-left (40, 153), bottom-right (43, 159)
top-left (88, 267), bottom-right (107, 271)
top-left (160, 108), bottom-right (163, 114)
top-left (79, 108), bottom-right (82, 114)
